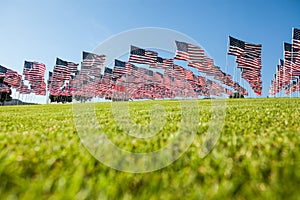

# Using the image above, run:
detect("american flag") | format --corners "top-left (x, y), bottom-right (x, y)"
top-left (23, 61), bottom-right (46, 78)
top-left (173, 65), bottom-right (186, 79)
top-left (230, 38), bottom-right (262, 60)
top-left (269, 61), bottom-right (290, 95)
top-left (241, 69), bottom-right (262, 95)
top-left (153, 72), bottom-right (163, 83)
top-left (229, 37), bottom-right (262, 61)
top-left (236, 55), bottom-right (262, 70)
top-left (163, 74), bottom-right (172, 86)
top-left (184, 69), bottom-right (194, 81)
top-left (203, 56), bottom-right (214, 70)
top-left (174, 41), bottom-right (204, 63)
top-left (54, 58), bottom-right (69, 74)
top-left (82, 51), bottom-right (106, 68)
top-left (4, 69), bottom-right (22, 87)
top-left (56, 57), bottom-right (68, 66)
top-left (293, 28), bottom-right (300, 49)
top-left (174, 41), bottom-right (189, 60)
top-left (16, 81), bottom-right (31, 94)
top-left (244, 43), bottom-right (262, 58)
top-left (164, 68), bottom-right (174, 77)
top-left (228, 36), bottom-right (245, 57)
top-left (113, 59), bottom-right (133, 76)
top-left (284, 43), bottom-right (298, 61)
top-left (48, 58), bottom-right (78, 97)
top-left (129, 45), bottom-right (158, 65)
top-left (228, 36), bottom-right (262, 95)
top-left (55, 59), bottom-right (78, 76)
top-left (188, 43), bottom-right (205, 63)
top-left (89, 66), bottom-right (102, 77)
top-left (35, 62), bottom-right (46, 77)
top-left (129, 65), bottom-right (140, 77)
top-left (0, 65), bottom-right (7, 77)
top-left (22, 61), bottom-right (47, 95)
top-left (103, 67), bottom-right (113, 78)
top-left (144, 69), bottom-right (154, 82)
top-left (283, 43), bottom-right (300, 79)
top-left (67, 62), bottom-right (79, 73)
top-left (150, 57), bottom-right (173, 69)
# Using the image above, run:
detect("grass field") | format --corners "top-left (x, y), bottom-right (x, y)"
top-left (0, 98), bottom-right (300, 199)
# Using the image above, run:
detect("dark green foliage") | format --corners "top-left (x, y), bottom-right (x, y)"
top-left (0, 77), bottom-right (12, 104)
top-left (229, 92), bottom-right (244, 98)
top-left (49, 95), bottom-right (73, 103)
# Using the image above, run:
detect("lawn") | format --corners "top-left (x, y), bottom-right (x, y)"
top-left (0, 98), bottom-right (300, 199)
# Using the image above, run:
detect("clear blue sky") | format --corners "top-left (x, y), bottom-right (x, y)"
top-left (0, 0), bottom-right (299, 97)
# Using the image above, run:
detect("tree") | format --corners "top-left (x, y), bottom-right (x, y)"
top-left (0, 78), bottom-right (12, 104)
top-left (229, 92), bottom-right (244, 98)
top-left (49, 95), bottom-right (73, 103)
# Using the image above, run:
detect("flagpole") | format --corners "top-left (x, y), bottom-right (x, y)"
top-left (290, 28), bottom-right (295, 98)
top-left (298, 78), bottom-right (300, 98)
top-left (281, 67), bottom-right (283, 98)
top-left (276, 73), bottom-right (278, 98)
top-left (242, 73), bottom-right (246, 97)
top-left (17, 91), bottom-right (20, 105)
top-left (277, 69), bottom-right (279, 98)
top-left (226, 37), bottom-right (229, 97)
top-left (239, 68), bottom-right (243, 96)
top-left (283, 45), bottom-right (286, 98)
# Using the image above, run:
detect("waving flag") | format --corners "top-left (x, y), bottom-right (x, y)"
top-left (129, 45), bottom-right (158, 65)
top-left (113, 59), bottom-right (133, 76)
top-left (174, 41), bottom-right (189, 60)
top-left (228, 36), bottom-right (262, 95)
top-left (293, 28), bottom-right (300, 49)
top-left (188, 43), bottom-right (205, 63)
top-left (48, 58), bottom-right (78, 97)
top-left (283, 43), bottom-right (299, 77)
top-left (236, 55), bottom-right (262, 70)
top-left (4, 69), bottom-right (22, 87)
top-left (82, 51), bottom-right (106, 68)
top-left (228, 36), bottom-right (245, 57)
top-left (22, 61), bottom-right (46, 95)
top-left (80, 51), bottom-right (103, 78)
top-left (173, 65), bottom-right (186, 79)
top-left (0, 65), bottom-right (7, 77)
top-left (284, 43), bottom-right (298, 61)
top-left (174, 41), bottom-right (204, 63)
top-left (23, 61), bottom-right (43, 77)
top-left (104, 67), bottom-right (113, 78)
top-left (150, 57), bottom-right (173, 69)
top-left (244, 43), bottom-right (262, 58)
top-left (67, 62), bottom-right (79, 73)
top-left (54, 58), bottom-right (69, 74)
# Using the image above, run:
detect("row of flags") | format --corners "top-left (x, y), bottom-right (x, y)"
top-left (2, 37), bottom-right (266, 101)
top-left (0, 61), bottom-right (47, 95)
top-left (0, 66), bottom-right (22, 88)
top-left (46, 41), bottom-right (245, 100)
top-left (46, 51), bottom-right (231, 100)
top-left (269, 28), bottom-right (300, 95)
top-left (174, 41), bottom-right (248, 95)
top-left (228, 36), bottom-right (263, 95)
top-left (23, 61), bottom-right (46, 95)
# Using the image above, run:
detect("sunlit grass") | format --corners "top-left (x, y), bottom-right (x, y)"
top-left (0, 98), bottom-right (300, 199)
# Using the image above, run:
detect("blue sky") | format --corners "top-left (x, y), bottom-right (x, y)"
top-left (0, 0), bottom-right (299, 97)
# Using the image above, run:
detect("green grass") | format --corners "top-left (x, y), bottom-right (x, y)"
top-left (0, 98), bottom-right (300, 199)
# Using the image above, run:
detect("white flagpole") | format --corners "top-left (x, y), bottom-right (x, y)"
top-left (290, 28), bottom-right (295, 98)
top-left (225, 36), bottom-right (231, 97)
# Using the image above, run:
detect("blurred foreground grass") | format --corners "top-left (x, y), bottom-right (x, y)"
top-left (0, 98), bottom-right (300, 199)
